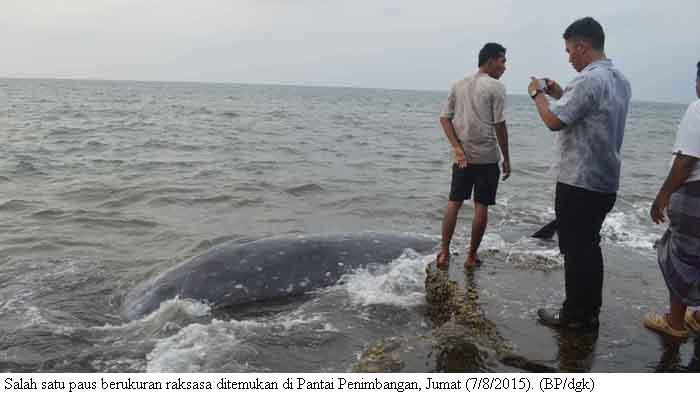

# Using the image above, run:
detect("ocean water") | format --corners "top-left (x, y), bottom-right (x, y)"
top-left (0, 78), bottom-right (693, 372)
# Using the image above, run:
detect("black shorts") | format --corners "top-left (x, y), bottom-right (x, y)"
top-left (448, 163), bottom-right (500, 205)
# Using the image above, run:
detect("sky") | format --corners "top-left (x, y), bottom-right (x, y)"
top-left (1, 0), bottom-right (698, 103)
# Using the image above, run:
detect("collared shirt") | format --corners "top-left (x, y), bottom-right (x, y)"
top-left (550, 59), bottom-right (631, 193)
top-left (440, 72), bottom-right (506, 164)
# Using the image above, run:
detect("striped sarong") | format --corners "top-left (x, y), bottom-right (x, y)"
top-left (658, 180), bottom-right (700, 305)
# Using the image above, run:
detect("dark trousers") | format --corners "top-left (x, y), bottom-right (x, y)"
top-left (555, 182), bottom-right (616, 320)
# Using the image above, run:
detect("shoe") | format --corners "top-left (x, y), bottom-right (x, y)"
top-left (435, 251), bottom-right (450, 269)
top-left (644, 312), bottom-right (689, 338)
top-left (685, 309), bottom-right (700, 334)
top-left (537, 308), bottom-right (599, 331)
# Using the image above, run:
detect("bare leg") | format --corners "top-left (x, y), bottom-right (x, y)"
top-left (467, 200), bottom-right (488, 266)
top-left (439, 200), bottom-right (463, 264)
top-left (667, 295), bottom-right (687, 331)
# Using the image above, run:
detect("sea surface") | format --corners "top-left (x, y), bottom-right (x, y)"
top-left (0, 78), bottom-right (694, 372)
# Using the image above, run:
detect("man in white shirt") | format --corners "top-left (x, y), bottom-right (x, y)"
top-left (644, 61), bottom-right (700, 338)
top-left (436, 43), bottom-right (511, 270)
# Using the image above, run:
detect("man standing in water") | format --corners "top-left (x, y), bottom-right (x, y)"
top-left (529, 17), bottom-right (631, 330)
top-left (436, 43), bottom-right (511, 269)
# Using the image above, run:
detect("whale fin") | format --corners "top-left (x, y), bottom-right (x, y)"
top-left (532, 220), bottom-right (557, 240)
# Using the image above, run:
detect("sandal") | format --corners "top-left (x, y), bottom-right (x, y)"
top-left (685, 309), bottom-right (700, 333)
top-left (435, 251), bottom-right (450, 269)
top-left (644, 311), bottom-right (689, 338)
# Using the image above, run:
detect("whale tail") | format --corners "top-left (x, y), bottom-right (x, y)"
top-left (532, 220), bottom-right (557, 240)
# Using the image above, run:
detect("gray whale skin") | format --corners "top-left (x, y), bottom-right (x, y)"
top-left (123, 232), bottom-right (438, 320)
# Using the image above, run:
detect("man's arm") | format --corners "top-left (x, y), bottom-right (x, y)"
top-left (528, 77), bottom-right (591, 132)
top-left (532, 93), bottom-right (565, 131)
top-left (440, 117), bottom-right (467, 168)
top-left (494, 121), bottom-right (511, 180)
top-left (650, 154), bottom-right (698, 223)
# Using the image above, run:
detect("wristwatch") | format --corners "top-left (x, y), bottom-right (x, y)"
top-left (529, 89), bottom-right (543, 99)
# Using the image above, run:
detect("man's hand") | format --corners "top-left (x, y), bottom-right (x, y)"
top-left (527, 77), bottom-right (541, 94)
top-left (544, 79), bottom-right (563, 99)
top-left (528, 77), bottom-right (565, 131)
top-left (502, 160), bottom-right (511, 181)
top-left (650, 191), bottom-right (670, 224)
top-left (454, 147), bottom-right (468, 168)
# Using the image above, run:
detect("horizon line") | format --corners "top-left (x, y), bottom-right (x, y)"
top-left (0, 75), bottom-right (689, 106)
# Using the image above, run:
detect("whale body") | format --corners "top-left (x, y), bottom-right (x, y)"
top-left (122, 232), bottom-right (438, 320)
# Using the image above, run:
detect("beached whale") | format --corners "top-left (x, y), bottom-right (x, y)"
top-left (122, 232), bottom-right (438, 320)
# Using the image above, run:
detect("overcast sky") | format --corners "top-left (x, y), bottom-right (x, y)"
top-left (1, 0), bottom-right (698, 103)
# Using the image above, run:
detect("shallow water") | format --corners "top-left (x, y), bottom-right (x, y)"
top-left (0, 78), bottom-right (692, 372)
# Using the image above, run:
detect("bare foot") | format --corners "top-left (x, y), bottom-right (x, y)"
top-left (464, 255), bottom-right (482, 269)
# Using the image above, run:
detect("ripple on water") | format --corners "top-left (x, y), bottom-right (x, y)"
top-left (0, 200), bottom-right (46, 212)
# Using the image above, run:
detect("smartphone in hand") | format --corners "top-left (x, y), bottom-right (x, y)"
top-left (536, 78), bottom-right (548, 91)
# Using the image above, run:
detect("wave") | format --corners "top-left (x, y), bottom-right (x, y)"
top-left (601, 208), bottom-right (659, 251)
top-left (30, 209), bottom-right (67, 219)
top-left (145, 308), bottom-right (332, 373)
top-left (145, 319), bottom-right (250, 372)
top-left (192, 195), bottom-right (234, 204)
top-left (147, 197), bottom-right (190, 206)
top-left (48, 127), bottom-right (93, 136)
top-left (0, 199), bottom-right (45, 212)
top-left (72, 216), bottom-right (158, 229)
top-left (337, 250), bottom-right (431, 308)
top-left (284, 183), bottom-right (323, 196)
top-left (99, 193), bottom-right (149, 208)
top-left (219, 111), bottom-right (240, 118)
top-left (0, 242), bottom-right (63, 256)
top-left (503, 238), bottom-right (563, 271)
top-left (191, 107), bottom-right (214, 115)
top-left (191, 169), bottom-right (222, 179)
top-left (14, 160), bottom-right (44, 175)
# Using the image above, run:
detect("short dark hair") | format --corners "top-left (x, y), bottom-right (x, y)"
top-left (563, 17), bottom-right (605, 51)
top-left (478, 43), bottom-right (506, 67)
top-left (697, 60), bottom-right (700, 79)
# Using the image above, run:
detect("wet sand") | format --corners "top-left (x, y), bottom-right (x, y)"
top-left (356, 243), bottom-right (700, 372)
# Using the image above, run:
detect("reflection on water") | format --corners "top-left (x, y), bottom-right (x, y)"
top-left (556, 329), bottom-right (599, 372)
top-left (424, 262), bottom-right (559, 372)
top-left (651, 336), bottom-right (700, 372)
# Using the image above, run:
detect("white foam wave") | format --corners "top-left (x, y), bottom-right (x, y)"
top-left (24, 306), bottom-right (49, 327)
top-left (146, 319), bottom-right (249, 373)
top-left (449, 232), bottom-right (563, 270)
top-left (87, 297), bottom-right (212, 343)
top-left (268, 312), bottom-right (324, 331)
top-left (477, 233), bottom-right (508, 251)
top-left (341, 249), bottom-right (429, 307)
top-left (100, 297), bottom-right (211, 330)
top-left (511, 203), bottom-right (659, 253)
top-left (505, 239), bottom-right (563, 270)
top-left (146, 311), bottom-right (332, 372)
top-left (511, 203), bottom-right (658, 253)
top-left (602, 207), bottom-right (659, 251)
